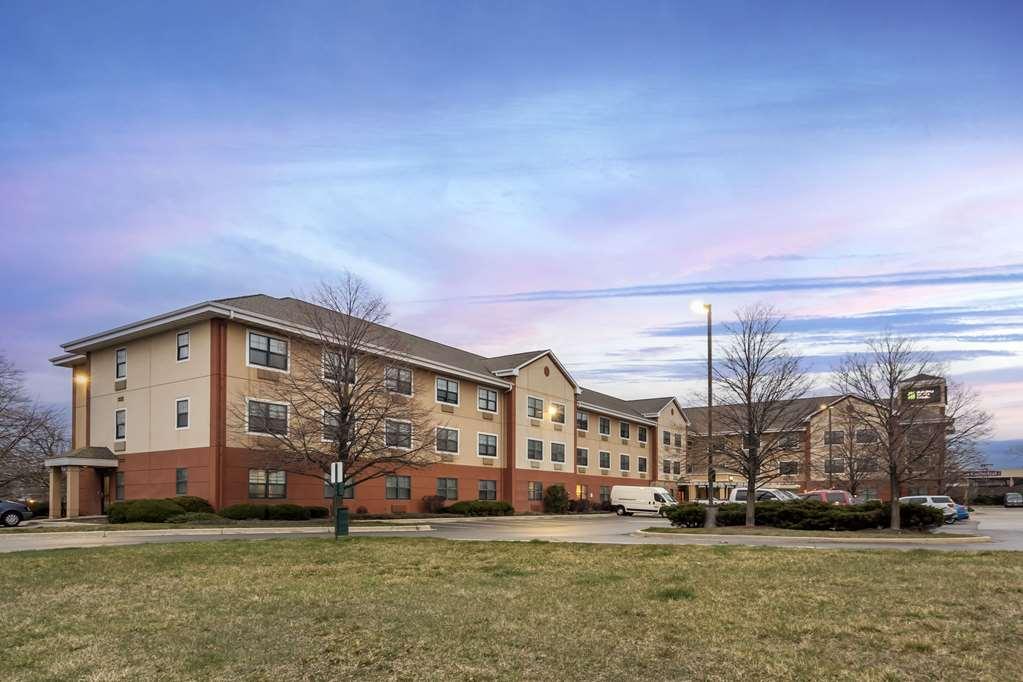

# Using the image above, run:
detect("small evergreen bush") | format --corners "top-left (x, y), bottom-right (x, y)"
top-left (542, 484), bottom-right (570, 514)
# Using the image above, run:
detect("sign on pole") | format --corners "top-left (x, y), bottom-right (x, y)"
top-left (330, 461), bottom-right (344, 485)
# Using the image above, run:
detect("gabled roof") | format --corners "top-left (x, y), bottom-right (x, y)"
top-left (578, 387), bottom-right (655, 425)
top-left (485, 349), bottom-right (581, 392)
top-left (625, 396), bottom-right (687, 420)
top-left (684, 395), bottom-right (844, 436)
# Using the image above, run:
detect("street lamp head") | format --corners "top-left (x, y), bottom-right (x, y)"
top-left (690, 299), bottom-right (709, 315)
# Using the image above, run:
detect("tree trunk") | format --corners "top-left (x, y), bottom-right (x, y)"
top-left (889, 472), bottom-right (901, 530)
top-left (745, 478), bottom-right (756, 528)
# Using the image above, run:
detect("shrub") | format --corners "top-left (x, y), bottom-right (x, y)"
top-left (543, 484), bottom-right (570, 514)
top-left (445, 500), bottom-right (515, 516)
top-left (166, 496), bottom-right (214, 514)
top-left (166, 512), bottom-right (225, 524)
top-left (665, 503), bottom-right (706, 528)
top-left (305, 506), bottom-right (329, 519)
top-left (706, 500), bottom-right (943, 531)
top-left (568, 498), bottom-right (592, 513)
top-left (422, 495), bottom-right (447, 514)
top-left (106, 501), bottom-right (131, 524)
top-left (884, 503), bottom-right (945, 530)
top-left (355, 506), bottom-right (368, 515)
top-left (265, 504), bottom-right (310, 520)
top-left (219, 503), bottom-right (269, 520)
top-left (122, 499), bottom-right (186, 523)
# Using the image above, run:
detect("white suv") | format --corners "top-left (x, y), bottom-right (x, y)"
top-left (728, 488), bottom-right (797, 503)
top-left (898, 495), bottom-right (957, 524)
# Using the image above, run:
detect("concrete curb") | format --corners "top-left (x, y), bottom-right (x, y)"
top-left (2, 525), bottom-right (433, 540)
top-left (636, 529), bottom-right (993, 544)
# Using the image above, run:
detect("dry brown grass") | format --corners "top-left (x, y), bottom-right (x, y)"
top-left (2, 538), bottom-right (1021, 680)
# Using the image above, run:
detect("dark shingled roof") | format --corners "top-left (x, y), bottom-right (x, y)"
top-left (64, 446), bottom-right (118, 460)
top-left (625, 397), bottom-right (677, 416)
top-left (484, 350), bottom-right (549, 373)
top-left (684, 395), bottom-right (845, 435)
top-left (578, 387), bottom-right (649, 420)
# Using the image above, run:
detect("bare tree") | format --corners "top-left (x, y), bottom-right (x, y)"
top-left (712, 305), bottom-right (813, 527)
top-left (230, 274), bottom-right (440, 507)
top-left (0, 354), bottom-right (67, 497)
top-left (809, 399), bottom-right (883, 497)
top-left (934, 381), bottom-right (992, 495)
top-left (833, 333), bottom-right (961, 529)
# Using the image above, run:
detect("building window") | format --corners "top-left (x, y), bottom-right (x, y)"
top-left (115, 348), bottom-right (127, 379)
top-left (385, 475), bottom-right (411, 500)
top-left (825, 430), bottom-right (845, 445)
top-left (324, 480), bottom-right (355, 499)
top-left (620, 422), bottom-right (630, 439)
top-left (824, 458), bottom-right (845, 474)
top-left (662, 459), bottom-right (671, 474)
top-left (176, 331), bottom-right (189, 361)
top-left (115, 472), bottom-right (125, 501)
top-left (599, 417), bottom-right (610, 436)
top-left (175, 399), bottom-right (189, 429)
top-left (576, 484), bottom-right (589, 499)
top-left (248, 400), bottom-right (287, 435)
top-left (674, 433), bottom-right (682, 448)
top-left (551, 442), bottom-right (566, 463)
top-left (858, 457), bottom-right (880, 472)
top-left (323, 351), bottom-right (357, 384)
top-left (599, 486), bottom-right (610, 504)
top-left (638, 426), bottom-right (647, 443)
top-left (855, 429), bottom-right (879, 444)
top-left (576, 448), bottom-right (588, 467)
top-left (175, 468), bottom-right (188, 495)
top-left (478, 433), bottom-right (498, 457)
top-left (551, 403), bottom-right (566, 424)
top-left (385, 420), bottom-right (412, 449)
top-left (638, 457), bottom-right (647, 473)
top-left (436, 377), bottom-right (459, 405)
top-left (527, 396), bottom-right (544, 419)
top-left (248, 331), bottom-right (288, 370)
top-left (576, 411), bottom-right (588, 431)
top-left (478, 387), bottom-right (498, 413)
top-left (248, 469), bottom-right (286, 498)
top-left (779, 434), bottom-right (801, 450)
top-left (115, 409), bottom-right (126, 440)
top-left (322, 411), bottom-right (341, 442)
top-left (528, 481), bottom-right (543, 500)
top-left (436, 477), bottom-right (458, 500)
top-left (620, 454), bottom-right (630, 471)
top-left (385, 366), bottom-right (413, 395)
top-left (779, 461), bottom-right (798, 475)
top-left (599, 451), bottom-right (610, 469)
top-left (527, 439), bottom-right (543, 460)
top-left (478, 479), bottom-right (497, 501)
top-left (436, 427), bottom-right (459, 454)
top-left (673, 461), bottom-right (681, 475)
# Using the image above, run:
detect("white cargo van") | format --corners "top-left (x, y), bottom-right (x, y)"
top-left (610, 486), bottom-right (678, 516)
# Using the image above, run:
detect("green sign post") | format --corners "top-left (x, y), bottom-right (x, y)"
top-left (331, 461), bottom-right (349, 539)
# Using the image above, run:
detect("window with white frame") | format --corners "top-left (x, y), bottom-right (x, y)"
top-left (620, 422), bottom-right (630, 439)
top-left (527, 396), bottom-right (544, 419)
top-left (436, 477), bottom-right (458, 500)
top-left (248, 331), bottom-right (288, 370)
top-left (551, 442), bottom-right (566, 463)
top-left (527, 481), bottom-right (543, 500)
top-left (436, 377), bottom-right (459, 405)
top-left (825, 430), bottom-right (845, 445)
top-left (638, 456), bottom-right (647, 473)
top-left (527, 438), bottom-right (543, 460)
top-left (436, 427), bottom-right (459, 454)
top-left (662, 459), bottom-right (671, 474)
top-left (674, 433), bottom-right (682, 448)
top-left (115, 348), bottom-right (127, 379)
top-left (599, 451), bottom-right (610, 468)
top-left (477, 433), bottom-right (498, 457)
top-left (322, 411), bottom-right (341, 441)
top-left (550, 403), bottom-right (566, 424)
top-left (385, 420), bottom-right (412, 449)
top-left (176, 331), bottom-right (189, 361)
top-left (175, 468), bottom-right (188, 495)
top-left (385, 366), bottom-right (413, 395)
top-left (247, 400), bottom-right (287, 435)
top-left (477, 387), bottom-right (498, 413)
top-left (637, 426), bottom-right (647, 443)
top-left (598, 416), bottom-right (610, 435)
top-left (115, 409), bottom-right (126, 440)
top-left (175, 399), bottom-right (189, 429)
top-left (576, 448), bottom-right (588, 467)
top-left (248, 469), bottom-right (286, 498)
top-left (576, 410), bottom-right (588, 431)
top-left (323, 350), bottom-right (356, 383)
top-left (662, 430), bottom-right (670, 446)
top-left (385, 475), bottom-right (411, 500)
top-left (620, 454), bottom-right (630, 471)
top-left (478, 479), bottom-right (497, 500)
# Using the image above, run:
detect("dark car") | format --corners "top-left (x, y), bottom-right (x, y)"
top-left (1, 499), bottom-right (33, 527)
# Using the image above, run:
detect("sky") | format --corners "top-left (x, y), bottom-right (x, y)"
top-left (2, 1), bottom-right (1023, 449)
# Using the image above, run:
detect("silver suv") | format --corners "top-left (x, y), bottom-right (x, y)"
top-left (898, 495), bottom-right (957, 524)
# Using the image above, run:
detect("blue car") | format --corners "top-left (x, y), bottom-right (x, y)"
top-left (954, 504), bottom-right (970, 521)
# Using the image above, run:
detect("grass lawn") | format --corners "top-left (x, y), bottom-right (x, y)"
top-left (2, 539), bottom-right (1021, 680)
top-left (643, 526), bottom-right (982, 539)
top-left (2, 520), bottom-right (420, 533)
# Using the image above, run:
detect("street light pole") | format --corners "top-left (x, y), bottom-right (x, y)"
top-left (706, 303), bottom-right (713, 507)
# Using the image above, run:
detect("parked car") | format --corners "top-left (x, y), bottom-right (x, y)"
top-left (1, 499), bottom-right (33, 527)
top-left (610, 486), bottom-right (678, 516)
top-left (898, 495), bottom-right (957, 524)
top-left (727, 488), bottom-right (795, 503)
top-left (802, 489), bottom-right (856, 505)
top-left (954, 504), bottom-right (970, 521)
top-left (1005, 492), bottom-right (1023, 508)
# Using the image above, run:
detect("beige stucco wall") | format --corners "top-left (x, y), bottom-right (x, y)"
top-left (88, 321), bottom-right (211, 453)
top-left (654, 402), bottom-right (687, 483)
top-left (72, 364), bottom-right (88, 449)
top-left (514, 356), bottom-right (578, 474)
top-left (575, 408), bottom-right (654, 482)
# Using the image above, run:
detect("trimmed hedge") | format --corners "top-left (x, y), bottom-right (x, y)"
top-left (166, 496), bottom-right (214, 513)
top-left (265, 504), bottom-right (310, 520)
top-left (305, 506), bottom-right (329, 519)
top-left (106, 499), bottom-right (186, 523)
top-left (166, 512), bottom-right (225, 524)
top-left (444, 500), bottom-right (514, 516)
top-left (542, 484), bottom-right (570, 514)
top-left (219, 504), bottom-right (270, 520)
top-left (666, 500), bottom-right (945, 531)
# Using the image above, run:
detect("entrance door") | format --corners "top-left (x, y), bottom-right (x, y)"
top-left (100, 471), bottom-right (111, 514)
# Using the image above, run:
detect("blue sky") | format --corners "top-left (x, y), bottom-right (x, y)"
top-left (2, 1), bottom-right (1023, 444)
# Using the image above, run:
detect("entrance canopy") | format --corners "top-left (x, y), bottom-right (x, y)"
top-left (44, 447), bottom-right (119, 519)
top-left (44, 446), bottom-right (120, 469)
